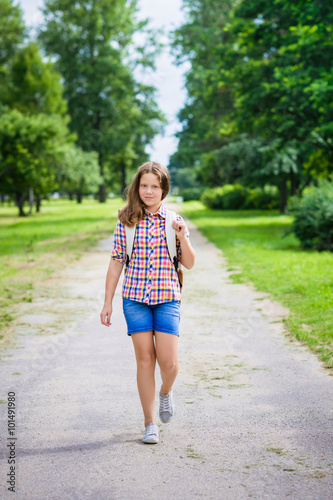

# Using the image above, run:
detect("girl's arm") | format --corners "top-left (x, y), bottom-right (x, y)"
top-left (172, 220), bottom-right (196, 270)
top-left (100, 259), bottom-right (124, 326)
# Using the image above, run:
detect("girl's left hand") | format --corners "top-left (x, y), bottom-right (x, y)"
top-left (172, 219), bottom-right (187, 240)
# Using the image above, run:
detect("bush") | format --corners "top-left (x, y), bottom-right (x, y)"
top-left (288, 181), bottom-right (333, 251)
top-left (179, 187), bottom-right (204, 201)
top-left (246, 186), bottom-right (279, 209)
top-left (201, 184), bottom-right (279, 210)
top-left (201, 184), bottom-right (246, 209)
top-left (222, 185), bottom-right (249, 209)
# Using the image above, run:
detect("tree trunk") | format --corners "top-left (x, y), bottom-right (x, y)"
top-left (290, 171), bottom-right (300, 196)
top-left (278, 178), bottom-right (288, 213)
top-left (97, 126), bottom-right (106, 203)
top-left (98, 183), bottom-right (106, 203)
top-left (28, 188), bottom-right (34, 214)
top-left (16, 192), bottom-right (28, 217)
top-left (35, 197), bottom-right (42, 212)
top-left (69, 192), bottom-right (74, 201)
top-left (77, 191), bottom-right (82, 203)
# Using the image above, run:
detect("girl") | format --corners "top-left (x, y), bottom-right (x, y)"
top-left (100, 161), bottom-right (195, 444)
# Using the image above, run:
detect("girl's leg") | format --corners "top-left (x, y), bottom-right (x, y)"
top-left (155, 332), bottom-right (179, 394)
top-left (131, 331), bottom-right (156, 427)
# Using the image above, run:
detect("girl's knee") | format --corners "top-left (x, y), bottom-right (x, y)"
top-left (137, 351), bottom-right (156, 370)
top-left (159, 358), bottom-right (178, 375)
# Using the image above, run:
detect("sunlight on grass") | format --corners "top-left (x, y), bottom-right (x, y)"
top-left (182, 202), bottom-right (333, 368)
top-left (0, 198), bottom-right (123, 341)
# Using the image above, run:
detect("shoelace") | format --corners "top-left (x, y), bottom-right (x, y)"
top-left (160, 393), bottom-right (172, 413)
top-left (145, 423), bottom-right (158, 436)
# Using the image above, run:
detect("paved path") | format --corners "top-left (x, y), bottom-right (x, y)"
top-left (1, 217), bottom-right (332, 499)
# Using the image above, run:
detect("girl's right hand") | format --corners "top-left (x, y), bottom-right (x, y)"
top-left (100, 304), bottom-right (112, 327)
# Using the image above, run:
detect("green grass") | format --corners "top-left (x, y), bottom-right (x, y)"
top-left (0, 198), bottom-right (121, 343)
top-left (181, 201), bottom-right (333, 369)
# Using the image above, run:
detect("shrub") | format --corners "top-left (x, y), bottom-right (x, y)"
top-left (246, 186), bottom-right (279, 209)
top-left (288, 181), bottom-right (333, 251)
top-left (179, 187), bottom-right (204, 201)
top-left (201, 184), bottom-right (246, 209)
top-left (201, 184), bottom-right (279, 210)
top-left (221, 185), bottom-right (249, 209)
top-left (201, 186), bottom-right (225, 209)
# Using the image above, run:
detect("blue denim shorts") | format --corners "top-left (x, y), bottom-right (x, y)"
top-left (122, 299), bottom-right (180, 336)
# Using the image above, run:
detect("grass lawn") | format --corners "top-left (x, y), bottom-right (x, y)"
top-left (0, 198), bottom-right (121, 344)
top-left (181, 201), bottom-right (333, 369)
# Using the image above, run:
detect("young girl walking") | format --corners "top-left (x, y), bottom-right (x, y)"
top-left (100, 161), bottom-right (195, 444)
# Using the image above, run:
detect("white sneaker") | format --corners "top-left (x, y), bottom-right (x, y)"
top-left (159, 390), bottom-right (174, 423)
top-left (142, 422), bottom-right (159, 444)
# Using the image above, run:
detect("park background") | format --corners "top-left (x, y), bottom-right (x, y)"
top-left (0, 0), bottom-right (332, 368)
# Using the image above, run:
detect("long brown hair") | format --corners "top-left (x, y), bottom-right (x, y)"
top-left (118, 161), bottom-right (170, 227)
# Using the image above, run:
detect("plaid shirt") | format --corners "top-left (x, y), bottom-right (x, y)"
top-left (111, 204), bottom-right (188, 305)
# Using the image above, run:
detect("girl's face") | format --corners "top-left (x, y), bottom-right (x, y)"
top-left (139, 173), bottom-right (163, 214)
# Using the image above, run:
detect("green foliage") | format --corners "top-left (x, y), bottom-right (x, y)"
top-left (0, 108), bottom-right (72, 215)
top-left (201, 184), bottom-right (279, 210)
top-left (181, 202), bottom-right (333, 368)
top-left (172, 166), bottom-right (200, 191)
top-left (198, 136), bottom-right (262, 188)
top-left (0, 0), bottom-right (164, 209)
top-left (0, 0), bottom-right (25, 67)
top-left (57, 145), bottom-right (102, 202)
top-left (171, 0), bottom-right (236, 171)
top-left (2, 42), bottom-right (67, 115)
top-left (179, 187), bottom-right (204, 201)
top-left (288, 181), bottom-right (333, 251)
top-left (201, 184), bottom-right (248, 210)
top-left (247, 186), bottom-right (279, 210)
top-left (230, 1), bottom-right (333, 148)
top-left (38, 0), bottom-right (164, 196)
top-left (172, 0), bottom-right (333, 211)
top-left (304, 148), bottom-right (332, 179)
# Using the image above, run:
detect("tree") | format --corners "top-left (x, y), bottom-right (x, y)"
top-left (2, 42), bottom-right (67, 116)
top-left (228, 0), bottom-right (333, 201)
top-left (172, 0), bottom-right (333, 211)
top-left (38, 0), bottom-right (164, 200)
top-left (170, 0), bottom-right (241, 199)
top-left (0, 0), bottom-right (25, 67)
top-left (0, 108), bottom-right (72, 216)
top-left (0, 40), bottom-right (76, 213)
top-left (230, 0), bottom-right (333, 141)
top-left (0, 0), bottom-right (26, 103)
top-left (57, 145), bottom-right (102, 203)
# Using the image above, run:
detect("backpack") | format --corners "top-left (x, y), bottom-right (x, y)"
top-left (124, 209), bottom-right (183, 291)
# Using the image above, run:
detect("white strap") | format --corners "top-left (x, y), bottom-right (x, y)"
top-left (165, 209), bottom-right (183, 272)
top-left (165, 209), bottom-right (177, 263)
top-left (125, 224), bottom-right (136, 269)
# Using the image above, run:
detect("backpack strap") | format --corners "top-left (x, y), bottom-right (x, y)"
top-left (165, 209), bottom-right (182, 272)
top-left (124, 224), bottom-right (136, 271)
